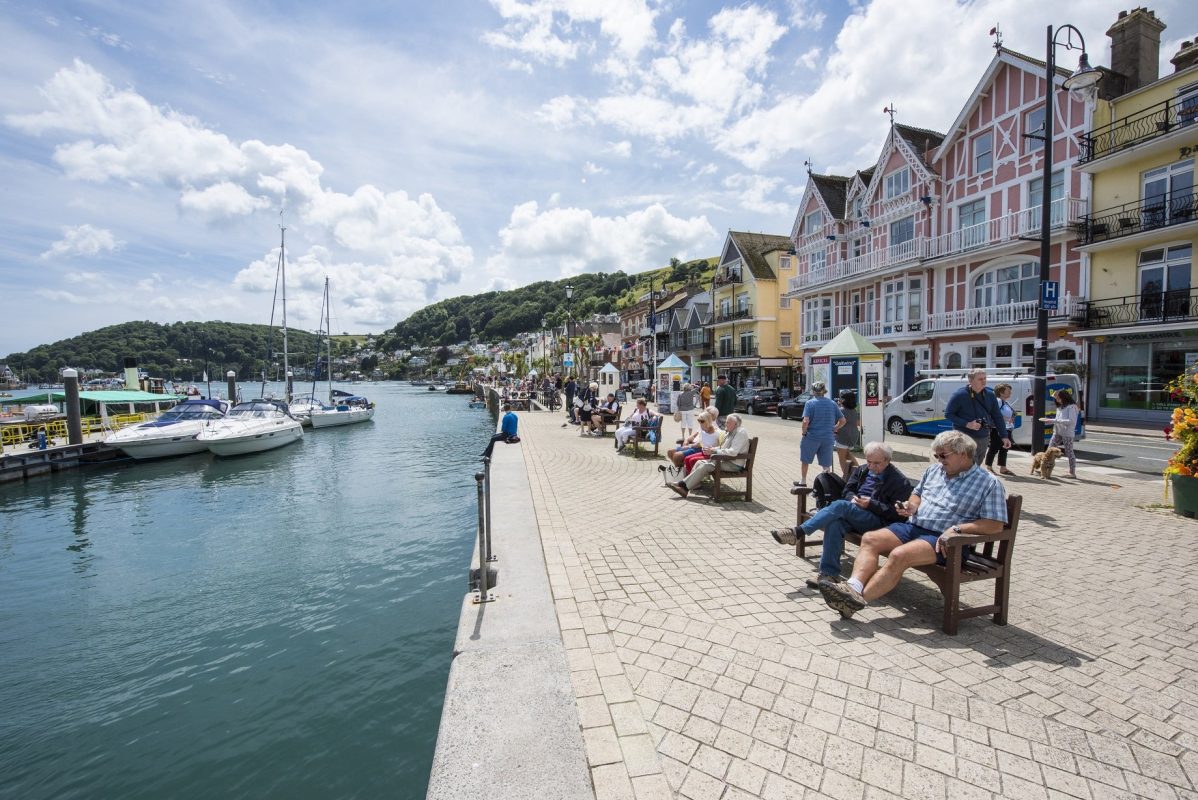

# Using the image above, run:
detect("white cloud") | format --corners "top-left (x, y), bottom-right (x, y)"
top-left (40, 224), bottom-right (122, 259)
top-left (788, 0), bottom-right (827, 31)
top-left (536, 94), bottom-right (587, 128)
top-left (606, 140), bottom-right (632, 158)
top-left (723, 173), bottom-right (790, 216)
top-left (483, 0), bottom-right (659, 64)
top-left (180, 181), bottom-right (271, 220)
top-left (798, 46), bottom-right (822, 70)
top-left (582, 161), bottom-right (607, 176)
top-left (484, 200), bottom-right (716, 285)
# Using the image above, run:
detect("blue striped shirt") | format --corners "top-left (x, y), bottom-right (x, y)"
top-left (802, 396), bottom-right (843, 439)
top-left (910, 463), bottom-right (1007, 532)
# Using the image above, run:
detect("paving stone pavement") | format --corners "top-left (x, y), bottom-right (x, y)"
top-left (517, 408), bottom-right (1198, 799)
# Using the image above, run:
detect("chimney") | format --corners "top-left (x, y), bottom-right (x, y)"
top-left (123, 357), bottom-right (138, 391)
top-left (1172, 38), bottom-right (1198, 73)
top-left (1107, 7), bottom-right (1167, 93)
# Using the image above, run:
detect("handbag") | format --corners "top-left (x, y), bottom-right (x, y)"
top-left (673, 410), bottom-right (682, 422)
top-left (572, 397), bottom-right (583, 408)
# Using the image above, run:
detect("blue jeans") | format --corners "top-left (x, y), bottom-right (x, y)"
top-left (800, 499), bottom-right (884, 577)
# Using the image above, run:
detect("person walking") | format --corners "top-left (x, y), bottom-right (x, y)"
top-left (985, 383), bottom-right (1016, 475)
top-left (699, 380), bottom-right (712, 409)
top-left (800, 381), bottom-right (844, 485)
top-left (676, 382), bottom-right (699, 441)
top-left (944, 368), bottom-right (1010, 466)
top-left (565, 375), bottom-right (578, 424)
top-left (1042, 388), bottom-right (1079, 478)
top-left (835, 391), bottom-right (862, 480)
top-left (714, 375), bottom-right (736, 427)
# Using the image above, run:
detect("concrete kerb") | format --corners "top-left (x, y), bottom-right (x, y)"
top-left (425, 409), bottom-right (592, 800)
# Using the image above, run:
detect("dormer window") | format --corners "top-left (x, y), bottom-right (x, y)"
top-left (884, 168), bottom-right (909, 200)
top-left (973, 131), bottom-right (994, 173)
top-left (804, 209), bottom-right (824, 235)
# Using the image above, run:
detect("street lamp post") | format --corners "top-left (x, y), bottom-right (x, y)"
top-left (1031, 24), bottom-right (1102, 453)
top-left (565, 284), bottom-right (574, 377)
top-left (648, 278), bottom-right (660, 394)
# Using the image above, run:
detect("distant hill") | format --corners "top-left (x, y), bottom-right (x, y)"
top-left (3, 320), bottom-right (332, 384)
top-left (379, 257), bottom-right (715, 350)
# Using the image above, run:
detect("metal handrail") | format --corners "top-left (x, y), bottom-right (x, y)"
top-left (1080, 95), bottom-right (1198, 163)
top-left (1082, 192), bottom-right (1196, 245)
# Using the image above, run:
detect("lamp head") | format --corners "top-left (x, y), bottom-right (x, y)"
top-left (565, 284), bottom-right (574, 300)
top-left (1063, 53), bottom-right (1102, 90)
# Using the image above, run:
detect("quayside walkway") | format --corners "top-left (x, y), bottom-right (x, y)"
top-left (447, 408), bottom-right (1198, 800)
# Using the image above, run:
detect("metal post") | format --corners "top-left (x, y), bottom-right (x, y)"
top-left (483, 456), bottom-right (496, 562)
top-left (226, 370), bottom-right (237, 403)
top-left (1032, 25), bottom-right (1056, 456)
top-left (473, 471), bottom-right (495, 604)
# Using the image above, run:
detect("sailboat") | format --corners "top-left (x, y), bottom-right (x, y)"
top-left (309, 277), bottom-right (375, 428)
top-left (199, 223), bottom-right (303, 455)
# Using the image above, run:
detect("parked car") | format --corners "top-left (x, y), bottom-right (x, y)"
top-left (734, 387), bottom-right (780, 415)
top-left (777, 392), bottom-right (813, 420)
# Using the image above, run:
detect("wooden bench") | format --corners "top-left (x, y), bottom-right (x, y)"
top-left (592, 405), bottom-right (622, 436)
top-left (791, 487), bottom-right (1022, 635)
top-left (710, 437), bottom-right (758, 502)
top-left (629, 417), bottom-right (663, 459)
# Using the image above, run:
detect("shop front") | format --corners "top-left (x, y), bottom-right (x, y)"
top-left (1085, 328), bottom-right (1198, 423)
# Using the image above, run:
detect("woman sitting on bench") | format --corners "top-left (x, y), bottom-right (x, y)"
top-left (666, 412), bottom-right (724, 474)
top-left (614, 398), bottom-right (656, 451)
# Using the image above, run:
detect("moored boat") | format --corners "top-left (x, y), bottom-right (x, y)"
top-left (445, 381), bottom-right (473, 394)
top-left (105, 398), bottom-right (229, 459)
top-left (309, 394), bottom-right (375, 428)
top-left (197, 400), bottom-right (303, 456)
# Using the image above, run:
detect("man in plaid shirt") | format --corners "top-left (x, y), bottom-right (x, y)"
top-left (821, 430), bottom-right (1007, 619)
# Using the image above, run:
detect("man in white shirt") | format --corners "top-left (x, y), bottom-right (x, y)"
top-left (667, 414), bottom-right (750, 498)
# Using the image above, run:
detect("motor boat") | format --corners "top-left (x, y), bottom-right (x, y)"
top-left (197, 399), bottom-right (303, 456)
top-left (105, 398), bottom-right (229, 460)
top-left (309, 394), bottom-right (375, 428)
top-left (286, 393), bottom-right (323, 427)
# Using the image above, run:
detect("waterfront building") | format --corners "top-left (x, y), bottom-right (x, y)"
top-left (1073, 9), bottom-right (1198, 424)
top-left (705, 231), bottom-right (798, 388)
top-left (786, 45), bottom-right (1093, 398)
top-left (669, 291), bottom-right (713, 382)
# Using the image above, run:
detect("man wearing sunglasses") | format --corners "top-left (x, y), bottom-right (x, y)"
top-left (819, 430), bottom-right (1007, 619)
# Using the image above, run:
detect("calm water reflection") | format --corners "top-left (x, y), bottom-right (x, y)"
top-left (0, 383), bottom-right (493, 799)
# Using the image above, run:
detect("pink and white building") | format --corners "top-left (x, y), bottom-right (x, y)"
top-left (786, 47), bottom-right (1092, 398)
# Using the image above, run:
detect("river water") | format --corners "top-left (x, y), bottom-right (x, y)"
top-left (0, 383), bottom-right (493, 799)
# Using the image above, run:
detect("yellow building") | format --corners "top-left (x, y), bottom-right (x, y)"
top-left (1073, 9), bottom-right (1198, 423)
top-left (704, 231), bottom-right (801, 389)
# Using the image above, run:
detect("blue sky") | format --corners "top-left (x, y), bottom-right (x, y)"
top-left (2, 0), bottom-right (1194, 354)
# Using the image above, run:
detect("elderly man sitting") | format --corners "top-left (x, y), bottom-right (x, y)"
top-left (770, 442), bottom-right (912, 589)
top-left (666, 413), bottom-right (750, 498)
top-left (820, 430), bottom-right (1007, 619)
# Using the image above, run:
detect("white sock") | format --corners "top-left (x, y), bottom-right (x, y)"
top-left (847, 577), bottom-right (865, 596)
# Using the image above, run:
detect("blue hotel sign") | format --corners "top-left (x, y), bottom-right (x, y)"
top-left (1040, 280), bottom-right (1059, 311)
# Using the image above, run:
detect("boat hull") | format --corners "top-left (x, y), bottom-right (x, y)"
top-left (309, 408), bottom-right (375, 428)
top-left (199, 421), bottom-right (303, 456)
top-left (111, 435), bottom-right (209, 460)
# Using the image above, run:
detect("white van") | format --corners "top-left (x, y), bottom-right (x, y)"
top-left (884, 371), bottom-right (1083, 447)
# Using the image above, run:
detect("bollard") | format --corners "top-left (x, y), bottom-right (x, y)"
top-left (472, 472), bottom-right (495, 604)
top-left (62, 368), bottom-right (83, 445)
top-left (226, 371), bottom-right (237, 403)
top-left (483, 456), bottom-right (497, 563)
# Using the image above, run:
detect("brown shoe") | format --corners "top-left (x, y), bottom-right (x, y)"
top-left (999, 468), bottom-right (1014, 475)
top-left (805, 573), bottom-right (843, 590)
top-left (771, 527), bottom-right (798, 546)
top-left (819, 580), bottom-right (866, 618)
top-left (668, 481), bottom-right (689, 498)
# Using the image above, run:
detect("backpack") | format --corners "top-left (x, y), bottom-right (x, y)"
top-left (811, 472), bottom-right (845, 510)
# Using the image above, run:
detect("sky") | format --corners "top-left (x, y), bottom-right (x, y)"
top-left (1, 0), bottom-right (1195, 355)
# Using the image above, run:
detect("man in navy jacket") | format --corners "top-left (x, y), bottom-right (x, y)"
top-left (771, 441), bottom-right (912, 588)
top-left (944, 369), bottom-right (1010, 466)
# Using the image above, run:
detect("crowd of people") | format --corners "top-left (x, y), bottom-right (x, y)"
top-left (490, 367), bottom-right (1032, 624)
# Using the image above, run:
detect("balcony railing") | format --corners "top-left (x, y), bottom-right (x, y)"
top-left (787, 237), bottom-right (925, 293)
top-left (713, 305), bottom-right (753, 323)
top-left (1080, 95), bottom-right (1198, 163)
top-left (1082, 192), bottom-right (1196, 245)
top-left (738, 345), bottom-right (758, 358)
top-left (926, 197), bottom-right (1085, 260)
top-left (1073, 288), bottom-right (1198, 329)
top-left (713, 268), bottom-right (742, 287)
top-left (926, 293), bottom-right (1085, 332)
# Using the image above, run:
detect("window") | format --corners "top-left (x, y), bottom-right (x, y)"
top-left (1024, 106), bottom-right (1046, 152)
top-left (718, 336), bottom-right (732, 358)
top-left (854, 198), bottom-right (864, 218)
top-left (1178, 83), bottom-right (1198, 126)
top-left (889, 215), bottom-right (915, 246)
top-left (972, 131), bottom-right (993, 173)
top-left (804, 209), bottom-right (824, 235)
top-left (1138, 244), bottom-right (1192, 320)
top-left (903, 381), bottom-right (935, 403)
top-left (810, 248), bottom-right (826, 272)
top-left (1029, 169), bottom-right (1066, 227)
top-left (1142, 160), bottom-right (1194, 228)
top-left (973, 262), bottom-right (1039, 308)
top-left (958, 199), bottom-right (987, 249)
top-left (883, 279), bottom-right (913, 331)
top-left (779, 255), bottom-right (792, 271)
top-left (906, 277), bottom-right (923, 331)
top-left (852, 237), bottom-right (867, 258)
top-left (944, 351), bottom-right (962, 369)
top-left (719, 299), bottom-right (731, 318)
top-left (884, 168), bottom-right (910, 199)
top-left (779, 295), bottom-right (792, 309)
top-left (780, 332), bottom-right (792, 348)
top-left (736, 293), bottom-right (749, 313)
top-left (803, 297), bottom-right (833, 338)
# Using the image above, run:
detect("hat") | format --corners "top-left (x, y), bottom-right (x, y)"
top-left (811, 381), bottom-right (827, 393)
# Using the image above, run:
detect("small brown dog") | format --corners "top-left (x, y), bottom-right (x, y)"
top-left (1030, 446), bottom-right (1063, 479)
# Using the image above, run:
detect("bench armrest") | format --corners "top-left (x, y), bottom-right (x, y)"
top-left (791, 486), bottom-right (814, 497)
top-left (940, 529), bottom-right (1016, 547)
top-left (710, 453), bottom-right (745, 463)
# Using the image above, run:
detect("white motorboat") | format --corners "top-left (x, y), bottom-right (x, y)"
top-left (287, 393), bottom-right (323, 427)
top-left (105, 398), bottom-right (230, 460)
top-left (309, 393), bottom-right (375, 428)
top-left (197, 400), bottom-right (303, 456)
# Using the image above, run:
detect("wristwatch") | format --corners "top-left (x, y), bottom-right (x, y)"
top-left (951, 525), bottom-right (962, 535)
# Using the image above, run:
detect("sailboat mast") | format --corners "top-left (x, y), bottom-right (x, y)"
top-left (280, 225), bottom-right (290, 402)
top-left (325, 278), bottom-right (334, 404)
